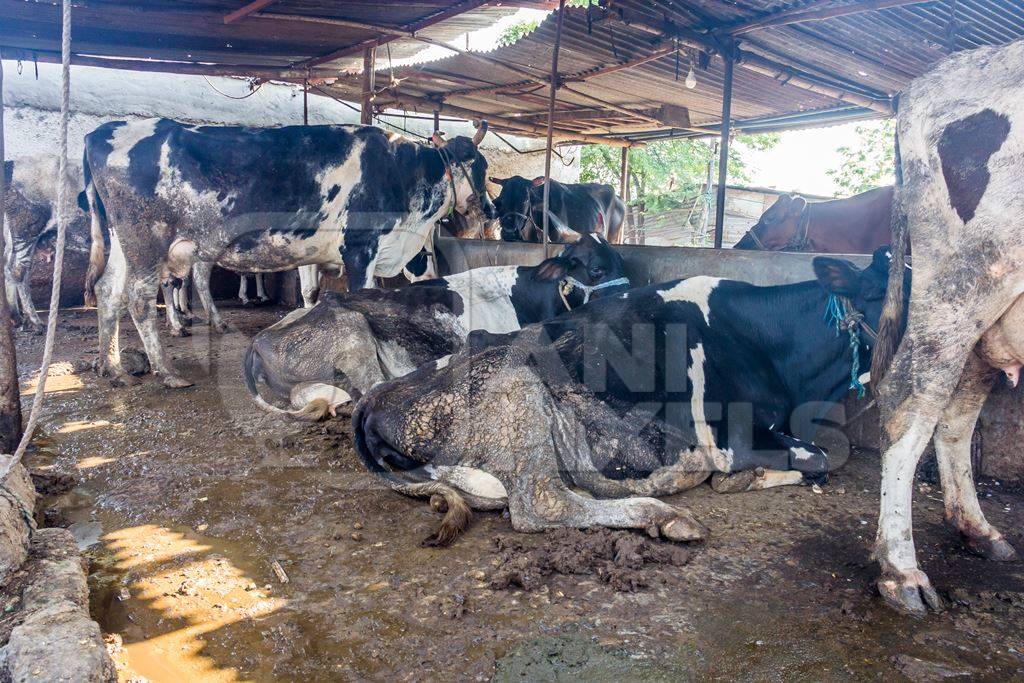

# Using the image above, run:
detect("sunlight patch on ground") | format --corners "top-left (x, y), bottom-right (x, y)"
top-left (102, 525), bottom-right (284, 682)
top-left (56, 419), bottom-right (113, 434)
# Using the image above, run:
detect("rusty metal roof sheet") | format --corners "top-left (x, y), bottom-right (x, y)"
top-left (0, 0), bottom-right (519, 76)
top-left (319, 0), bottom-right (1024, 144)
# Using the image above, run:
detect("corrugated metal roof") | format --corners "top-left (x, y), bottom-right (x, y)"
top-left (319, 0), bottom-right (1024, 144)
top-left (0, 0), bottom-right (519, 75)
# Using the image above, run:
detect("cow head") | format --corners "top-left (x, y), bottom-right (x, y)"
top-left (433, 121), bottom-right (498, 220)
top-left (812, 246), bottom-right (907, 352)
top-left (490, 175), bottom-right (537, 242)
top-left (734, 194), bottom-right (808, 250)
top-left (534, 233), bottom-right (629, 306)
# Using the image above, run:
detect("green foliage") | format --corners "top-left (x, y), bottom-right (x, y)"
top-left (580, 134), bottom-right (779, 214)
top-left (826, 119), bottom-right (895, 196)
top-left (497, 20), bottom-right (539, 47)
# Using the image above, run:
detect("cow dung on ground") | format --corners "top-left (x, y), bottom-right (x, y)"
top-left (489, 528), bottom-right (695, 592)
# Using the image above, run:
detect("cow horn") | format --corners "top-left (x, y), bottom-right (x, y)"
top-left (432, 131), bottom-right (446, 147)
top-left (472, 119), bottom-right (488, 145)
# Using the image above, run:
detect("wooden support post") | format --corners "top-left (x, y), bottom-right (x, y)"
top-left (619, 146), bottom-right (629, 198)
top-left (619, 147), bottom-right (630, 244)
top-left (542, 0), bottom-right (566, 258)
top-left (0, 57), bottom-right (22, 453)
top-left (714, 50), bottom-right (735, 249)
top-left (360, 46), bottom-right (376, 125)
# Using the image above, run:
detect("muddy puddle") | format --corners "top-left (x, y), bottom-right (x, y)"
top-left (15, 306), bottom-right (1024, 681)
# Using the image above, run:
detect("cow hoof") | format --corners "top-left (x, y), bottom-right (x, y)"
top-left (211, 321), bottom-right (229, 334)
top-left (659, 510), bottom-right (708, 542)
top-left (168, 327), bottom-right (191, 338)
top-left (877, 569), bottom-right (943, 617)
top-left (163, 375), bottom-right (194, 389)
top-left (430, 494), bottom-right (449, 514)
top-left (965, 534), bottom-right (1019, 562)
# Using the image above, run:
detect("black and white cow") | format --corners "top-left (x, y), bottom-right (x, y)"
top-left (352, 248), bottom-right (901, 545)
top-left (83, 118), bottom-right (495, 387)
top-left (3, 156), bottom-right (91, 331)
top-left (491, 176), bottom-right (625, 245)
top-left (244, 234), bottom-right (628, 420)
top-left (870, 39), bottom-right (1024, 616)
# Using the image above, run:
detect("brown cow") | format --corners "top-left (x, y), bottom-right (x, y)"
top-left (734, 186), bottom-right (893, 254)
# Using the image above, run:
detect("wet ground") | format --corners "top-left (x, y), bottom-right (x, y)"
top-left (13, 304), bottom-right (1024, 681)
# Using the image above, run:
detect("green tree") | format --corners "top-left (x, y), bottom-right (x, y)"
top-left (826, 119), bottom-right (895, 196)
top-left (580, 134), bottom-right (779, 214)
top-left (497, 20), bottom-right (539, 46)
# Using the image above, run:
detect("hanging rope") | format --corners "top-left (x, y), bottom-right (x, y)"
top-left (0, 0), bottom-right (72, 483)
top-left (202, 75), bottom-right (263, 100)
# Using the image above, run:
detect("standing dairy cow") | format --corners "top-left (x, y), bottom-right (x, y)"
top-left (3, 156), bottom-right (91, 331)
top-left (83, 118), bottom-right (495, 387)
top-left (871, 40), bottom-right (1024, 616)
top-left (491, 176), bottom-right (625, 244)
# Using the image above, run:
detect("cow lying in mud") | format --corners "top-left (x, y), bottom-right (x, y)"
top-left (3, 156), bottom-right (92, 331)
top-left (871, 39), bottom-right (1024, 616)
top-left (491, 176), bottom-right (625, 244)
top-left (354, 248), bottom-right (903, 545)
top-left (84, 118), bottom-right (495, 388)
top-left (245, 234), bottom-right (628, 419)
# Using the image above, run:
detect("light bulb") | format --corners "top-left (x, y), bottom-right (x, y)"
top-left (685, 65), bottom-right (697, 89)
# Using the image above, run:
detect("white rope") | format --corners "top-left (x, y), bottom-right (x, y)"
top-left (0, 0), bottom-right (72, 481)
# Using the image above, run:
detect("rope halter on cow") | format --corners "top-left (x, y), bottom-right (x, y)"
top-left (824, 294), bottom-right (878, 398)
top-left (558, 277), bottom-right (630, 310)
top-left (432, 121), bottom-right (490, 219)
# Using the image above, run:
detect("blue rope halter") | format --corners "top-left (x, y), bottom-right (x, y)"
top-left (824, 294), bottom-right (867, 398)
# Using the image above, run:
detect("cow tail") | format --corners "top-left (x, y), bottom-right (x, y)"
top-left (82, 151), bottom-right (106, 308)
top-left (243, 344), bottom-right (332, 421)
top-left (351, 396), bottom-right (474, 546)
top-left (871, 111), bottom-right (906, 389)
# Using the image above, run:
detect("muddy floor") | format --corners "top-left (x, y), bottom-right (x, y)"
top-left (13, 304), bottom-right (1024, 681)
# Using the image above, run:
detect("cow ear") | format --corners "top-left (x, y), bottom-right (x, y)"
top-left (534, 256), bottom-right (570, 281)
top-left (788, 195), bottom-right (808, 216)
top-left (531, 176), bottom-right (546, 187)
top-left (489, 176), bottom-right (508, 187)
top-left (813, 257), bottom-right (861, 296)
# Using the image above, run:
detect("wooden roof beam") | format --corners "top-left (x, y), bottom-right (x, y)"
top-left (293, 0), bottom-right (493, 70)
top-left (224, 0), bottom-right (280, 25)
top-left (0, 46), bottom-right (336, 80)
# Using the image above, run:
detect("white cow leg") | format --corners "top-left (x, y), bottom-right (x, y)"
top-left (875, 409), bottom-right (944, 616)
top-left (162, 281), bottom-right (190, 337)
top-left (16, 271), bottom-right (42, 332)
top-left (255, 273), bottom-right (268, 302)
top-left (192, 262), bottom-right (227, 333)
top-left (127, 268), bottom-right (192, 388)
top-left (935, 352), bottom-right (1017, 561)
top-left (238, 274), bottom-right (250, 305)
top-left (94, 233), bottom-right (134, 384)
top-left (298, 265), bottom-right (319, 308)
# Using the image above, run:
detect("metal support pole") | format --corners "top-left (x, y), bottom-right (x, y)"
top-left (360, 46), bottom-right (376, 125)
top-left (302, 77), bottom-right (309, 125)
top-left (713, 50), bottom-right (735, 249)
top-left (0, 57), bottom-right (22, 454)
top-left (542, 0), bottom-right (566, 258)
top-left (433, 109), bottom-right (440, 133)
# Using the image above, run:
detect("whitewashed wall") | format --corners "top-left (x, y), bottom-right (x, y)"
top-left (1, 61), bottom-right (580, 185)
